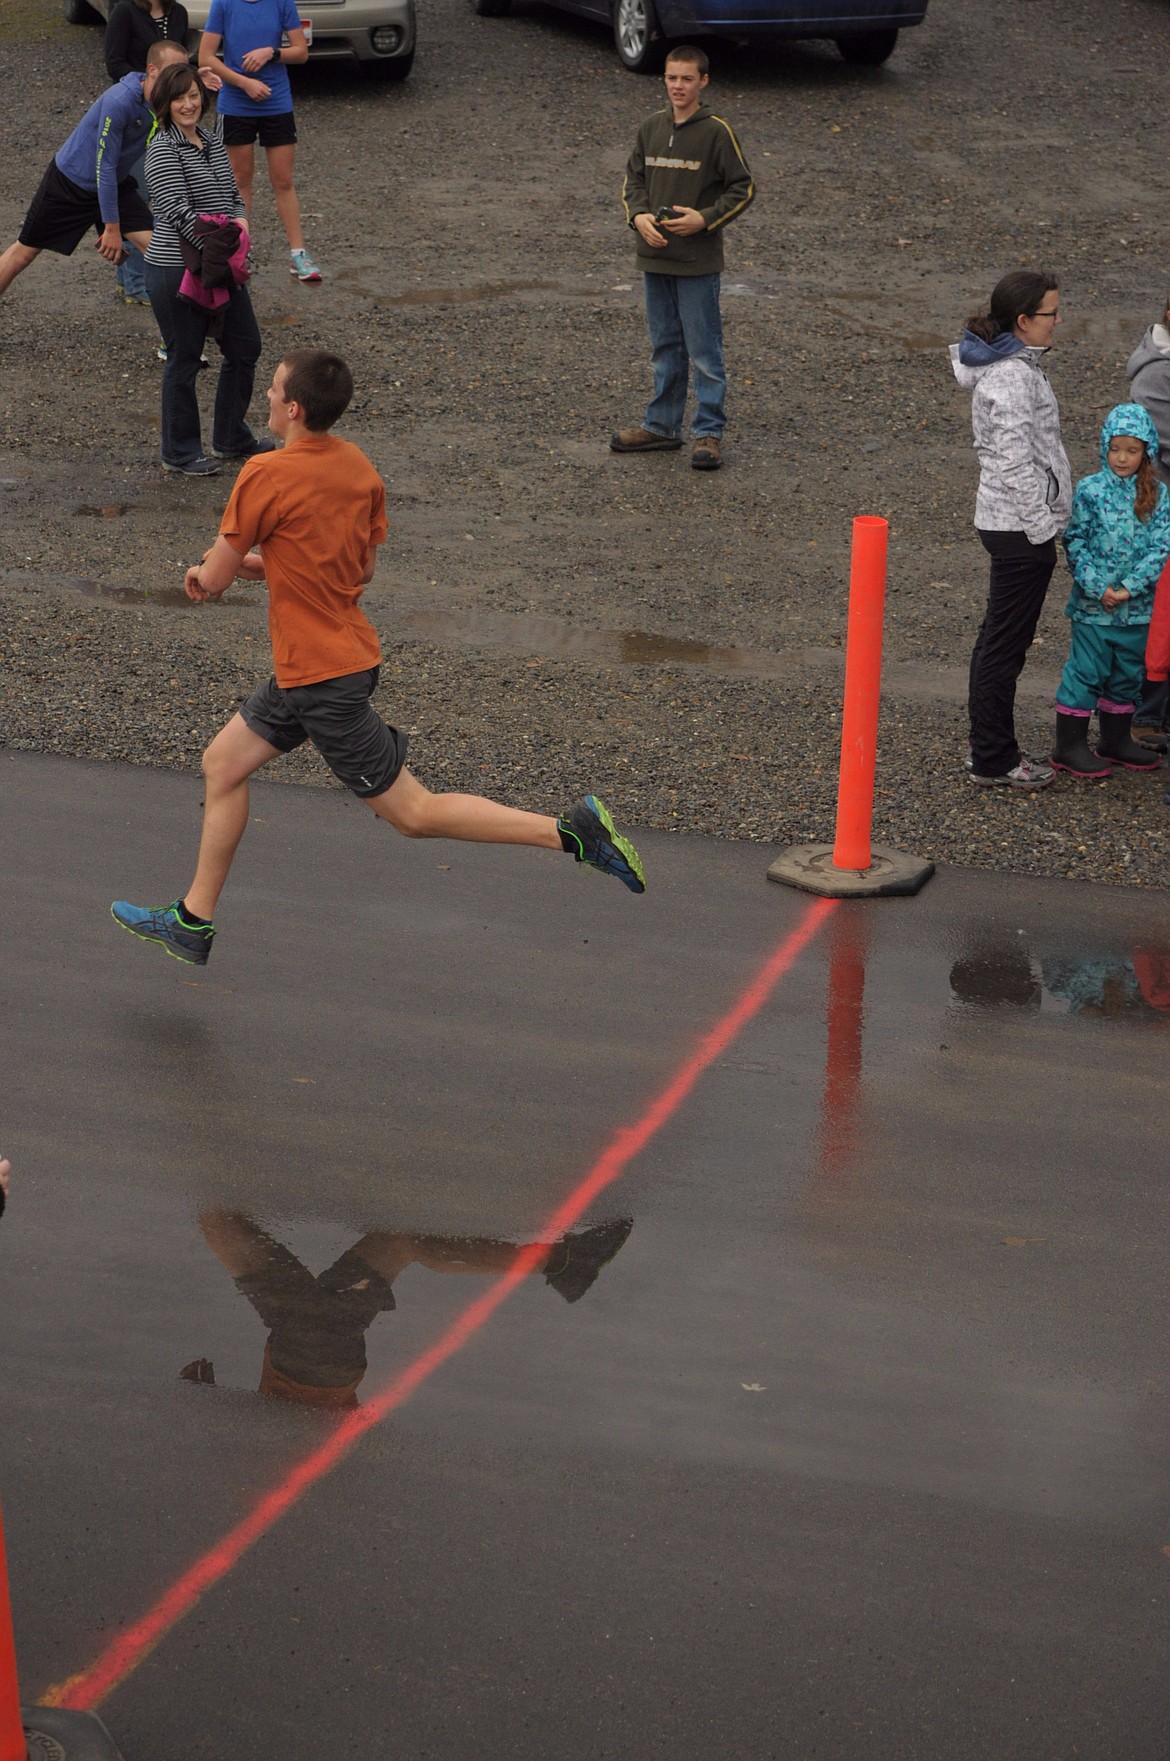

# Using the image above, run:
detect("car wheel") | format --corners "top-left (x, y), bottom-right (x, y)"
top-left (366, 47), bottom-right (415, 77)
top-left (613, 0), bottom-right (665, 72)
top-left (470, 0), bottom-right (512, 15)
top-left (835, 28), bottom-right (898, 65)
top-left (64, 0), bottom-right (104, 23)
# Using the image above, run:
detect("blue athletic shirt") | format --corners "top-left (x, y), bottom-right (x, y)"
top-left (54, 73), bottom-right (154, 224)
top-left (206, 0), bottom-right (301, 118)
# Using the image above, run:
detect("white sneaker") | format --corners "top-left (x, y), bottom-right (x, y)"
top-left (968, 754), bottom-right (1054, 790)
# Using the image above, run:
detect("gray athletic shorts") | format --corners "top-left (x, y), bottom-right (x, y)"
top-left (240, 666), bottom-right (407, 798)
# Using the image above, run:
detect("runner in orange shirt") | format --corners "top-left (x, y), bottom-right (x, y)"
top-left (112, 349), bottom-right (645, 966)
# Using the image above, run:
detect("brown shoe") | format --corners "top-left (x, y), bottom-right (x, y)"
top-left (691, 436), bottom-right (723, 470)
top-left (610, 426), bottom-right (683, 453)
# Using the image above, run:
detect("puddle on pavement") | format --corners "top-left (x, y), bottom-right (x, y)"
top-left (71, 577), bottom-right (202, 609)
top-left (394, 605), bottom-right (796, 680)
top-left (372, 278), bottom-right (559, 308)
top-left (186, 1210), bottom-right (632, 1407)
top-left (949, 939), bottom-right (1170, 1021)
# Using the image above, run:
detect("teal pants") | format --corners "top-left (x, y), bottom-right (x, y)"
top-left (1056, 622), bottom-right (1148, 713)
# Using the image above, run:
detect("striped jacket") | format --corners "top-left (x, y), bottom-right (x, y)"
top-left (144, 121), bottom-right (245, 266)
top-left (622, 104), bottom-right (753, 277)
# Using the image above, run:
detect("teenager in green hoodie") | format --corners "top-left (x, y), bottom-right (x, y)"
top-left (612, 46), bottom-right (754, 473)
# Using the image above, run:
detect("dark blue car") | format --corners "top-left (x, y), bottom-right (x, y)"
top-left (470, 0), bottom-right (928, 72)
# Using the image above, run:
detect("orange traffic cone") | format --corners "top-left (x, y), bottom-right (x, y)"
top-left (0, 1493), bottom-right (124, 1760)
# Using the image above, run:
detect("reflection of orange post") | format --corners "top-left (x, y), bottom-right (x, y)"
top-left (815, 907), bottom-right (868, 1187)
top-left (833, 516), bottom-right (888, 873)
top-left (767, 515), bottom-right (933, 898)
top-left (0, 1497), bottom-right (26, 1761)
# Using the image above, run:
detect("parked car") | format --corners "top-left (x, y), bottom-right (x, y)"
top-left (470, 0), bottom-right (927, 73)
top-left (65, 0), bottom-right (415, 80)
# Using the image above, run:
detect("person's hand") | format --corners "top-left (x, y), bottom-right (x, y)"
top-left (660, 205), bottom-right (706, 237)
top-left (1101, 586), bottom-right (1129, 611)
top-left (241, 45), bottom-right (275, 72)
top-left (95, 223), bottom-right (126, 264)
top-left (0, 1158), bottom-right (9, 1220)
top-left (243, 76), bottom-right (273, 100)
top-left (198, 67), bottom-right (224, 91)
top-left (185, 565), bottom-right (226, 603)
top-left (634, 213), bottom-right (668, 248)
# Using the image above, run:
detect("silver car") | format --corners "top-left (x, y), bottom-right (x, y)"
top-left (66, 0), bottom-right (415, 79)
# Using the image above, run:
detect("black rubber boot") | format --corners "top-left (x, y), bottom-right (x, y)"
top-left (1050, 710), bottom-right (1111, 778)
top-left (1095, 708), bottom-right (1162, 771)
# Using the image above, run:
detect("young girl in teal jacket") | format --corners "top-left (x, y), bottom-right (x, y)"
top-left (1052, 403), bottom-right (1170, 777)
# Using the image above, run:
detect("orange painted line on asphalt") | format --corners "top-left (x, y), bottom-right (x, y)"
top-left (46, 895), bottom-right (836, 1713)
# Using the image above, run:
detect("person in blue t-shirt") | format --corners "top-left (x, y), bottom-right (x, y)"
top-left (198, 0), bottom-right (321, 282)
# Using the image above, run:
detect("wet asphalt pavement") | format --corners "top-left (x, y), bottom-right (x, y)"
top-left (3, 748), bottom-right (1170, 1760)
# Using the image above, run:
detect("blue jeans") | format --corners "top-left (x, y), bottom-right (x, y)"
top-left (642, 271), bottom-right (726, 440)
top-left (145, 261), bottom-right (261, 465)
top-left (116, 152), bottom-right (148, 299)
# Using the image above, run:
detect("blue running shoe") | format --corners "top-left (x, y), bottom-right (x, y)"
top-left (557, 796), bottom-right (646, 894)
top-left (110, 899), bottom-right (215, 965)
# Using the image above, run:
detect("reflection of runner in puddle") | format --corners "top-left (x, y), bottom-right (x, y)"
top-left (192, 1211), bottom-right (633, 1409)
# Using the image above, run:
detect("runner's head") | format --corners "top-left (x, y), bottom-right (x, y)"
top-left (664, 46), bottom-right (708, 118)
top-left (269, 350), bottom-right (354, 435)
top-left (143, 37), bottom-right (189, 105)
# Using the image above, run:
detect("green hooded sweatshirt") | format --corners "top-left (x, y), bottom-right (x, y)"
top-left (621, 102), bottom-right (754, 278)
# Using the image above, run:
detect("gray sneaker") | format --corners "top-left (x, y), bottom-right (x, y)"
top-left (968, 754), bottom-right (1054, 790)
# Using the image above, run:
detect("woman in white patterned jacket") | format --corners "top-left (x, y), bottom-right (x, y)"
top-left (950, 270), bottom-right (1072, 791)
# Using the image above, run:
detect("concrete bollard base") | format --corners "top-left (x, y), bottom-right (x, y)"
top-left (766, 843), bottom-right (934, 899)
top-left (21, 1708), bottom-right (125, 1760)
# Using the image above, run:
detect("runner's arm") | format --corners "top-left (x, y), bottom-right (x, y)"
top-left (94, 105), bottom-right (128, 235)
top-left (361, 548), bottom-right (377, 584)
top-left (186, 535), bottom-right (250, 601)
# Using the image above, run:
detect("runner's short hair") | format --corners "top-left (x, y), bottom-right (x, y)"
top-left (146, 35), bottom-right (189, 68)
top-left (665, 44), bottom-right (708, 73)
top-left (281, 350), bottom-right (354, 431)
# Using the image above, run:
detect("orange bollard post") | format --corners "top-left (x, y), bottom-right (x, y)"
top-left (767, 516), bottom-right (934, 899)
top-left (0, 1491), bottom-right (125, 1760)
top-left (0, 1496), bottom-right (26, 1761)
top-left (832, 515), bottom-right (888, 872)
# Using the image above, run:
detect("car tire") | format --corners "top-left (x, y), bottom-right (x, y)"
top-left (613, 0), bottom-right (665, 72)
top-left (835, 28), bottom-right (898, 65)
top-left (470, 0), bottom-right (512, 15)
top-left (64, 0), bottom-right (104, 23)
top-left (366, 47), bottom-right (415, 77)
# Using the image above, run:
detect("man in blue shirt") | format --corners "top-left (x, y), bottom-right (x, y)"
top-left (0, 38), bottom-right (189, 299)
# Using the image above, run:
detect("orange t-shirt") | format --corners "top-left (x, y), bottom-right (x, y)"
top-left (219, 431), bottom-right (388, 688)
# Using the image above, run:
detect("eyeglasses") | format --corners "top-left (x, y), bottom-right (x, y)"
top-left (1031, 308), bottom-right (1061, 319)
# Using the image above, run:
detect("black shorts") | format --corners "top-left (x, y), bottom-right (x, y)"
top-left (236, 1246), bottom-right (396, 1387)
top-left (18, 158), bottom-right (154, 256)
top-left (240, 666), bottom-right (407, 798)
top-left (220, 110), bottom-right (297, 148)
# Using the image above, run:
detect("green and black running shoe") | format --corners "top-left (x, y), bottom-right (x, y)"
top-left (557, 795), bottom-right (646, 894)
top-left (110, 898), bottom-right (215, 965)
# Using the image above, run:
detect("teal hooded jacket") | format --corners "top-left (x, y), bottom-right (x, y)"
top-left (1062, 402), bottom-right (1170, 627)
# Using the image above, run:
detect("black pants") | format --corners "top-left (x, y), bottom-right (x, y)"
top-left (968, 529), bottom-right (1056, 776)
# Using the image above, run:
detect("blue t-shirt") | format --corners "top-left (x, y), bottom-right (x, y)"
top-left (206, 0), bottom-right (301, 117)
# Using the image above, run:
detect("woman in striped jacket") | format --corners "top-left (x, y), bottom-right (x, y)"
top-left (145, 61), bottom-right (272, 476)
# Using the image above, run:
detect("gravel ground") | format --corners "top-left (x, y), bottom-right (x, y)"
top-left (1, 0), bottom-right (1168, 885)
